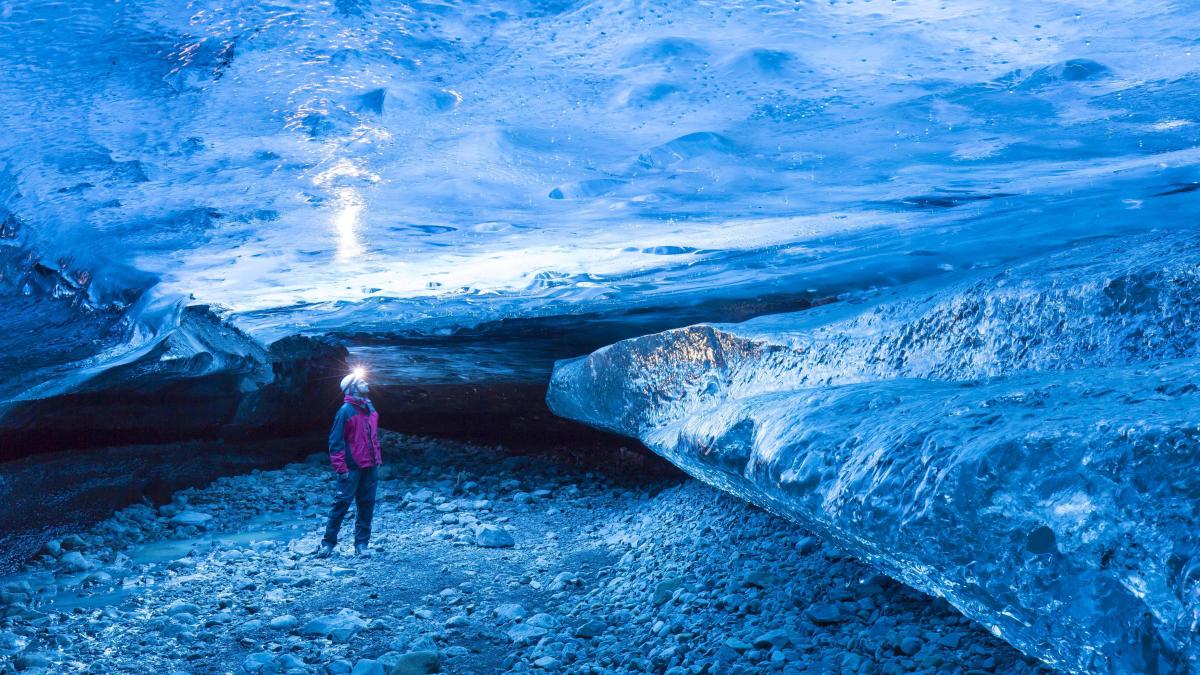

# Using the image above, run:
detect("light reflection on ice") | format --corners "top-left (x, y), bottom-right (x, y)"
top-left (332, 187), bottom-right (364, 261)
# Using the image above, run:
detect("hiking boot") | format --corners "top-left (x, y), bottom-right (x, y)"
top-left (315, 542), bottom-right (334, 559)
top-left (354, 543), bottom-right (369, 557)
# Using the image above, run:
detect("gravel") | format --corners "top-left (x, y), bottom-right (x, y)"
top-left (0, 431), bottom-right (1050, 674)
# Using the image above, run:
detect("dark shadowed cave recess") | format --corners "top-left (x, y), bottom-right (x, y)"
top-left (0, 293), bottom-right (842, 573)
top-left (0, 309), bottom-right (699, 574)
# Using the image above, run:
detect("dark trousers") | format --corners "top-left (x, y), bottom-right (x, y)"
top-left (323, 465), bottom-right (378, 547)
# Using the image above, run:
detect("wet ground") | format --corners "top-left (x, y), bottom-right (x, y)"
top-left (0, 432), bottom-right (1048, 674)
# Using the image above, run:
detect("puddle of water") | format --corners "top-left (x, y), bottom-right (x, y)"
top-left (0, 523), bottom-right (307, 613)
top-left (126, 527), bottom-right (299, 565)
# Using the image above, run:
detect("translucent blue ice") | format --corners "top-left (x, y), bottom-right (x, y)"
top-left (3, 0), bottom-right (1200, 396)
top-left (548, 232), bottom-right (1200, 673)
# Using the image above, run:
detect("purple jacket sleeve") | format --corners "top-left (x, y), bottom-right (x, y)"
top-left (328, 404), bottom-right (351, 473)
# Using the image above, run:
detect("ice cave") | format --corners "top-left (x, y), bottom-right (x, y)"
top-left (0, 1), bottom-right (1197, 673)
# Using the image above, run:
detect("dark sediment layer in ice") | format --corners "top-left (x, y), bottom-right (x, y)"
top-left (548, 232), bottom-right (1200, 673)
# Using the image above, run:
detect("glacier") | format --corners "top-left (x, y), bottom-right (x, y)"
top-left (1, 0), bottom-right (1199, 669)
top-left (548, 232), bottom-right (1200, 673)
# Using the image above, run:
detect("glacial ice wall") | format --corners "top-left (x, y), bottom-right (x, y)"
top-left (548, 232), bottom-right (1200, 673)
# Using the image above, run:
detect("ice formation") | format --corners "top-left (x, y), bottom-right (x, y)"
top-left (548, 232), bottom-right (1200, 673)
top-left (4, 0), bottom-right (1200, 398)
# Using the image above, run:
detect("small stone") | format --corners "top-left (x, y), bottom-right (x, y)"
top-left (741, 569), bottom-right (776, 588)
top-left (167, 602), bottom-right (202, 616)
top-left (60, 534), bottom-right (86, 550)
top-left (239, 653), bottom-right (273, 674)
top-left (408, 636), bottom-right (438, 652)
top-left (405, 489), bottom-right (434, 503)
top-left (753, 629), bottom-right (793, 649)
top-left (575, 619), bottom-right (606, 639)
top-left (269, 614), bottom-right (299, 630)
top-left (652, 577), bottom-right (683, 605)
top-left (724, 637), bottom-right (752, 653)
top-left (474, 525), bottom-right (514, 548)
top-left (379, 650), bottom-right (440, 675)
top-left (168, 557), bottom-right (198, 572)
top-left (14, 652), bottom-right (51, 671)
top-left (806, 603), bottom-right (846, 625)
top-left (206, 610), bottom-right (234, 626)
top-left (532, 655), bottom-right (561, 669)
top-left (526, 613), bottom-right (558, 629)
top-left (444, 614), bottom-right (469, 628)
top-left (0, 631), bottom-right (27, 656)
top-left (507, 623), bottom-right (549, 645)
top-left (169, 511), bottom-right (213, 528)
top-left (82, 570), bottom-right (113, 587)
top-left (59, 551), bottom-right (93, 573)
top-left (547, 571), bottom-right (578, 591)
top-left (795, 536), bottom-right (819, 554)
top-left (351, 659), bottom-right (385, 675)
top-left (899, 635), bottom-right (924, 656)
top-left (494, 603), bottom-right (526, 623)
top-left (938, 632), bottom-right (963, 649)
top-left (276, 654), bottom-right (307, 670)
top-left (300, 608), bottom-right (367, 642)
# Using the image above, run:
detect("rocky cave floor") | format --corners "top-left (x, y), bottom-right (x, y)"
top-left (0, 432), bottom-right (1049, 675)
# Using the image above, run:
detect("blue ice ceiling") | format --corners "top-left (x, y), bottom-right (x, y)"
top-left (3, 0), bottom-right (1199, 358)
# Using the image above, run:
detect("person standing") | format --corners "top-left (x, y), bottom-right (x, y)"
top-left (317, 369), bottom-right (382, 558)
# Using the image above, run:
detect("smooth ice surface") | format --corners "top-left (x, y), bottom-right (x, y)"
top-left (3, 0), bottom-right (1200, 398)
top-left (548, 232), bottom-right (1200, 673)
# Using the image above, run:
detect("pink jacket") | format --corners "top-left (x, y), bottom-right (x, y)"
top-left (327, 396), bottom-right (382, 473)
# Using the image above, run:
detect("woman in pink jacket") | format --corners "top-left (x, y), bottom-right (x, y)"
top-left (317, 369), bottom-right (382, 558)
